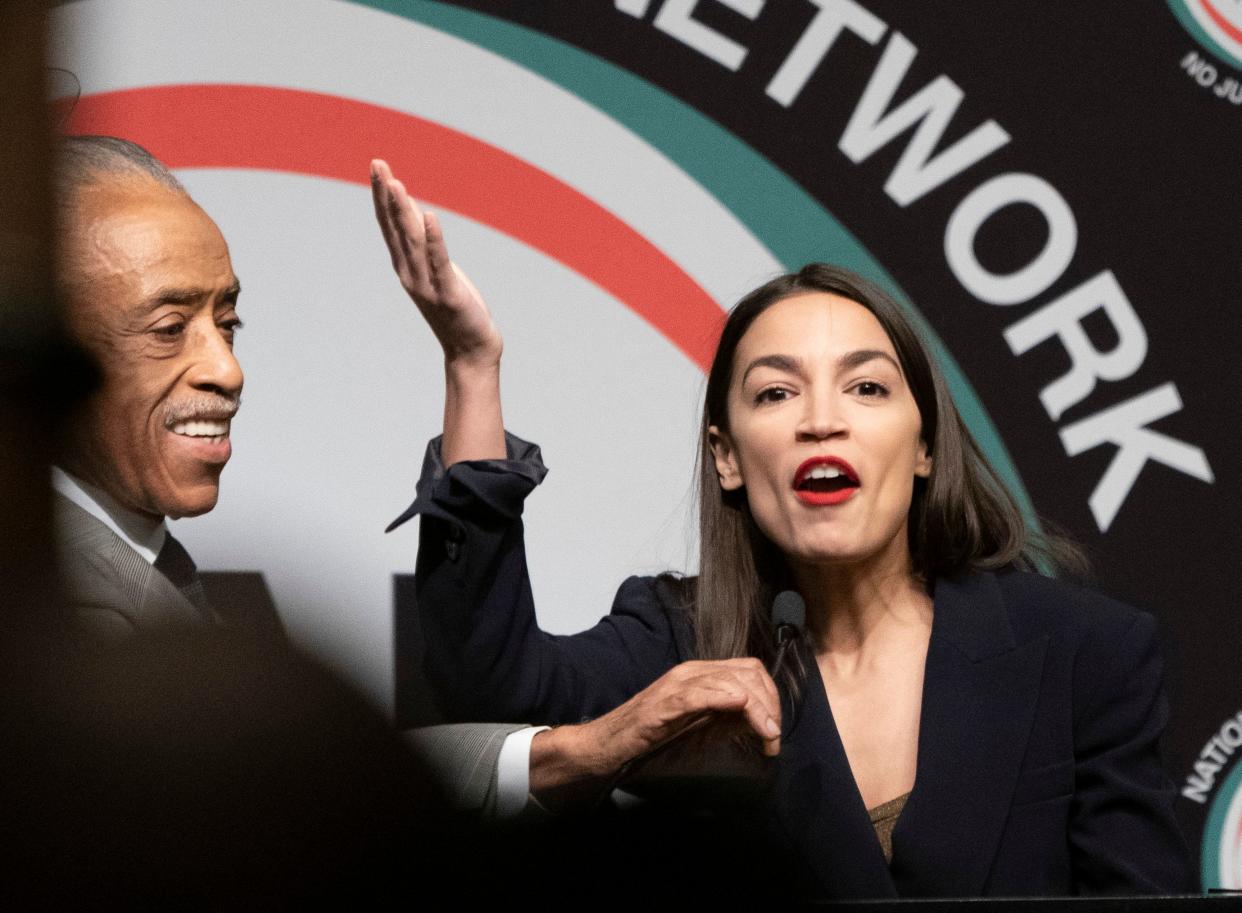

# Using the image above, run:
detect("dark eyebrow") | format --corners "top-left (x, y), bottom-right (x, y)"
top-left (142, 279), bottom-right (242, 311)
top-left (740, 349), bottom-right (902, 385)
top-left (148, 287), bottom-right (206, 307)
top-left (220, 279), bottom-right (241, 306)
top-left (741, 353), bottom-right (805, 386)
top-left (838, 348), bottom-right (901, 373)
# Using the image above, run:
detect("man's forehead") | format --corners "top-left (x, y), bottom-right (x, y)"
top-left (67, 179), bottom-right (236, 302)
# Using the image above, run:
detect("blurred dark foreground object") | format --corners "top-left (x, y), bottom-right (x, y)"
top-left (1, 628), bottom-right (458, 911)
top-left (0, 627), bottom-right (785, 910)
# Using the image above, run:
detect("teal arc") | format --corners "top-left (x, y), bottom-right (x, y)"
top-left (1202, 756), bottom-right (1242, 889)
top-left (350, 0), bottom-right (1044, 531)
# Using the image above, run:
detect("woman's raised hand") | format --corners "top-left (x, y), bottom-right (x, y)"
top-left (370, 159), bottom-right (506, 463)
top-left (370, 159), bottom-right (503, 369)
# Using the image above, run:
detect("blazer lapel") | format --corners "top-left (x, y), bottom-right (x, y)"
top-left (889, 572), bottom-right (1049, 897)
top-left (769, 641), bottom-right (898, 899)
top-left (55, 494), bottom-right (211, 630)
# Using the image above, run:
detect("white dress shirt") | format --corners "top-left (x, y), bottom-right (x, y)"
top-left (495, 725), bottom-right (549, 818)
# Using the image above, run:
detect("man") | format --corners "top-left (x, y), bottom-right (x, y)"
top-left (52, 135), bottom-right (526, 816)
top-left (53, 136), bottom-right (243, 636)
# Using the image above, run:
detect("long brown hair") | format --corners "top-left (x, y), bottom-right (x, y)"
top-left (687, 264), bottom-right (1083, 680)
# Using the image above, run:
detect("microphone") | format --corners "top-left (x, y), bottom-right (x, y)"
top-left (769, 589), bottom-right (806, 675)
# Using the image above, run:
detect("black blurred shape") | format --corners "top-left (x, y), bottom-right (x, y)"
top-left (394, 573), bottom-right (443, 727)
top-left (2, 629), bottom-right (457, 911)
top-left (200, 570), bottom-right (285, 640)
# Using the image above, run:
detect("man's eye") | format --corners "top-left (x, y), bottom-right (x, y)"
top-left (153, 323), bottom-right (186, 338)
top-left (219, 318), bottom-right (243, 337)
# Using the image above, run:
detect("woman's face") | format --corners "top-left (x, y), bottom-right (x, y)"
top-left (709, 292), bottom-right (931, 571)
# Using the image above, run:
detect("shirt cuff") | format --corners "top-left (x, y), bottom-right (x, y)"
top-left (385, 430), bottom-right (549, 533)
top-left (495, 725), bottom-right (550, 820)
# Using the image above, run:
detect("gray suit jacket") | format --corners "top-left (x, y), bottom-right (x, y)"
top-left (54, 491), bottom-right (527, 816)
top-left (53, 493), bottom-right (214, 639)
top-left (404, 722), bottom-right (532, 817)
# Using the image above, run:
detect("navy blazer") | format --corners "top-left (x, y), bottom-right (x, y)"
top-left (392, 434), bottom-right (1195, 899)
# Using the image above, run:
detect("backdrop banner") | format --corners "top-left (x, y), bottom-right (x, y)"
top-left (53, 0), bottom-right (1239, 885)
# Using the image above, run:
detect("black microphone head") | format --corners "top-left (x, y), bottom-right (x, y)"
top-left (772, 590), bottom-right (806, 634)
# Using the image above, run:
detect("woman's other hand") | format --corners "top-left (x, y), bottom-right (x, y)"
top-left (370, 158), bottom-right (505, 463)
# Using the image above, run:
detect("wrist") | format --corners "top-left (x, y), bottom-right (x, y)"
top-left (532, 723), bottom-right (611, 781)
top-left (444, 354), bottom-right (501, 386)
top-left (529, 723), bottom-right (614, 810)
top-left (441, 357), bottom-right (505, 464)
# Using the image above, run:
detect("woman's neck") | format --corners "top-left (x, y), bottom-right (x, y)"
top-left (792, 542), bottom-right (932, 668)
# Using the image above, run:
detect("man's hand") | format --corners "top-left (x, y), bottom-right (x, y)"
top-left (370, 159), bottom-right (503, 370)
top-left (529, 658), bottom-right (781, 809)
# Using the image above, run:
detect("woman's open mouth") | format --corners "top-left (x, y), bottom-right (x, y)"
top-left (793, 456), bottom-right (860, 506)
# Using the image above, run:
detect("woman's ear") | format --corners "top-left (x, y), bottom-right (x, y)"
top-left (915, 439), bottom-right (932, 479)
top-left (708, 425), bottom-right (745, 491)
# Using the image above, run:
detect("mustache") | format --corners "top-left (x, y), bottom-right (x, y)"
top-left (162, 394), bottom-right (241, 426)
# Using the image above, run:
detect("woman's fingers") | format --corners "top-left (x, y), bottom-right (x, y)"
top-left (452, 263), bottom-right (489, 318)
top-left (370, 162), bottom-right (476, 315)
top-left (370, 159), bottom-right (437, 299)
top-left (423, 211), bottom-right (455, 297)
top-left (387, 178), bottom-right (434, 295)
top-left (369, 162), bottom-right (405, 275)
top-left (368, 161), bottom-right (503, 372)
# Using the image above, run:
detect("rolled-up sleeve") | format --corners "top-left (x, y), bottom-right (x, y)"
top-left (389, 433), bottom-right (687, 726)
top-left (386, 432), bottom-right (548, 536)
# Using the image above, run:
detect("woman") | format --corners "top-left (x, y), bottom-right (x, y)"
top-left (370, 161), bottom-right (1193, 898)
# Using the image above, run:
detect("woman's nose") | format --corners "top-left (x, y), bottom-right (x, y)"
top-left (796, 390), bottom-right (848, 441)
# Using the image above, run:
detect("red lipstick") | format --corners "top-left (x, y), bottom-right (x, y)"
top-left (793, 456), bottom-right (860, 506)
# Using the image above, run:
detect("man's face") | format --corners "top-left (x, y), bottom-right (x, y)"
top-left (60, 178), bottom-right (243, 520)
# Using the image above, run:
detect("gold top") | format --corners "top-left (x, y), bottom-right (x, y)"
top-left (868, 792), bottom-right (910, 864)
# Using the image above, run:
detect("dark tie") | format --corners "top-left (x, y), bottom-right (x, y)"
top-left (154, 532), bottom-right (210, 614)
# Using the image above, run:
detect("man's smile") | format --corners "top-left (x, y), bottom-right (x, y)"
top-left (170, 418), bottom-right (230, 440)
top-left (165, 415), bottom-right (234, 464)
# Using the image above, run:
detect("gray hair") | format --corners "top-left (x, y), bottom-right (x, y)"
top-left (56, 135), bottom-right (186, 199)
